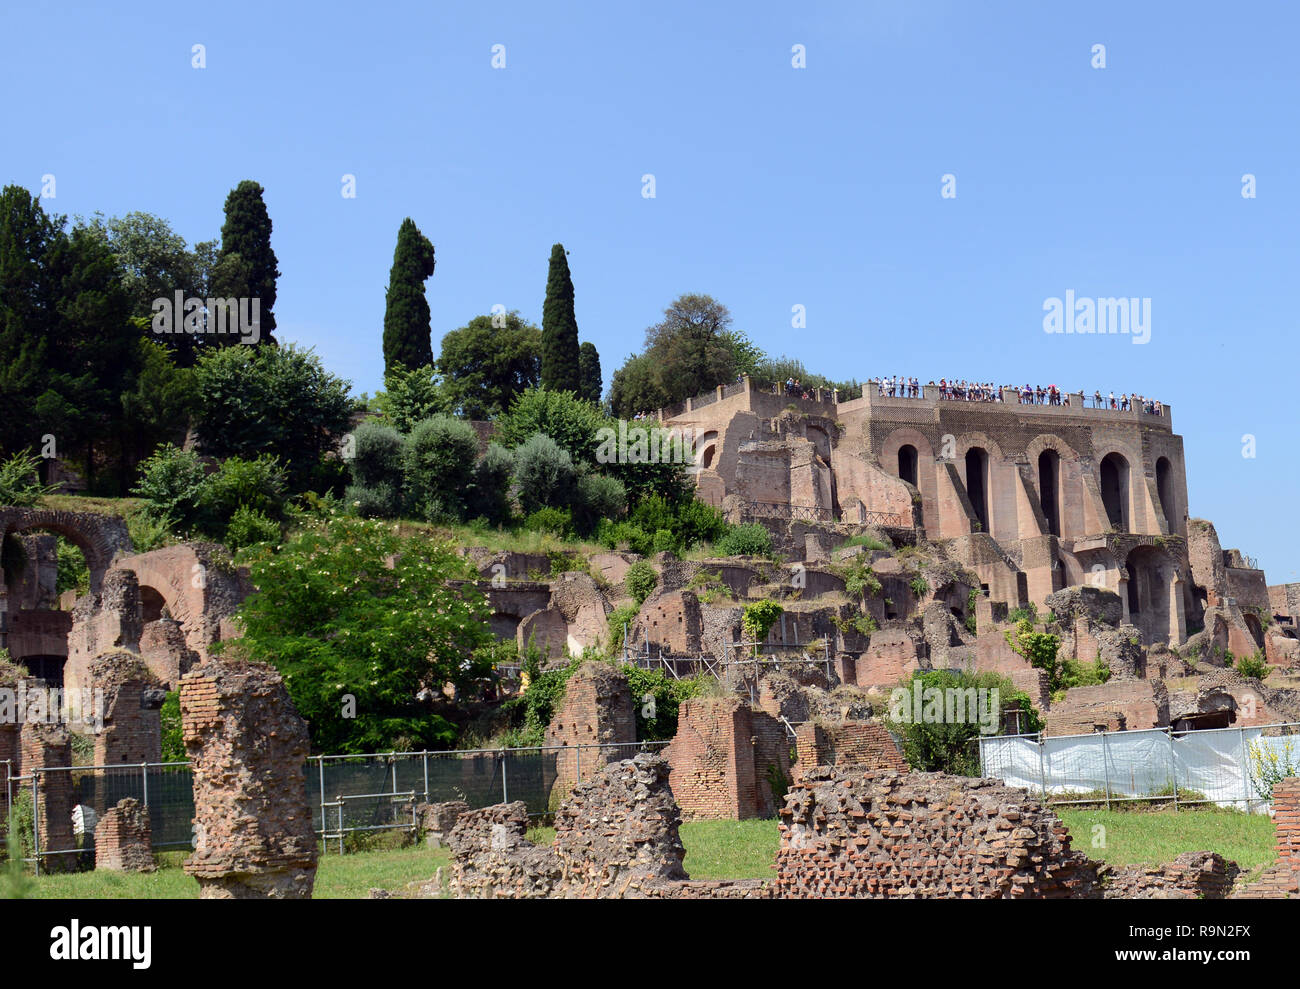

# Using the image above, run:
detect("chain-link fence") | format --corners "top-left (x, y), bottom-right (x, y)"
top-left (4, 741), bottom-right (669, 870)
top-left (979, 722), bottom-right (1300, 812)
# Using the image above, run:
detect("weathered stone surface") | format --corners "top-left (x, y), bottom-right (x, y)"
top-left (1046, 585), bottom-right (1124, 628)
top-left (180, 660), bottom-right (317, 899)
top-left (95, 798), bottom-right (155, 873)
top-left (415, 800), bottom-right (469, 848)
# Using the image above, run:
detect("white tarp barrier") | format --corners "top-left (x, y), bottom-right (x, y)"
top-left (979, 723), bottom-right (1300, 813)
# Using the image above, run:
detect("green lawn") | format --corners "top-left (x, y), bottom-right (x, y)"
top-left (10, 807), bottom-right (1276, 898)
top-left (1055, 807), bottom-right (1277, 877)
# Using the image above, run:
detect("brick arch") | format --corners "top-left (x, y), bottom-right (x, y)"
top-left (951, 431), bottom-right (1006, 464)
top-left (1024, 433), bottom-right (1081, 465)
top-left (0, 508), bottom-right (132, 594)
top-left (880, 427), bottom-right (935, 471)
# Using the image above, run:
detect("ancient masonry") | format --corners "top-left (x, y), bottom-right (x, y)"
top-left (94, 797), bottom-right (155, 873)
top-left (20, 720), bottom-right (74, 870)
top-left (88, 651), bottom-right (165, 766)
top-left (662, 695), bottom-right (790, 819)
top-left (1237, 776), bottom-right (1300, 898)
top-left (543, 661), bottom-right (636, 795)
top-left (449, 754), bottom-right (766, 899)
top-left (791, 720), bottom-right (908, 780)
top-left (180, 660), bottom-right (318, 898)
top-left (415, 800), bottom-right (469, 849)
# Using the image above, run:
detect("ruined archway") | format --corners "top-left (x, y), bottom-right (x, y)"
top-left (0, 508), bottom-right (132, 595)
top-left (1124, 546), bottom-right (1176, 645)
top-left (1100, 453), bottom-right (1129, 531)
top-left (898, 444), bottom-right (918, 487)
top-left (1038, 449), bottom-right (1061, 537)
top-left (965, 447), bottom-right (990, 533)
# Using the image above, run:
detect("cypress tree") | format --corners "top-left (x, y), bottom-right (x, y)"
top-left (212, 180), bottom-right (279, 345)
top-left (540, 243), bottom-right (581, 392)
top-left (382, 218), bottom-right (436, 374)
top-left (578, 341), bottom-right (602, 404)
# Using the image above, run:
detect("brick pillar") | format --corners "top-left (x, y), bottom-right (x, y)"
top-left (89, 653), bottom-right (164, 766)
top-left (21, 721), bottom-right (74, 871)
top-left (1274, 777), bottom-right (1300, 871)
top-left (95, 797), bottom-right (155, 872)
top-left (543, 663), bottom-right (635, 796)
top-left (181, 660), bottom-right (317, 898)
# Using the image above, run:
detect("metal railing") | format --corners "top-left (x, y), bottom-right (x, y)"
top-left (1, 741), bottom-right (671, 869)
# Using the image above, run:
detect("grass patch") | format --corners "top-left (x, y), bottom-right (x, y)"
top-left (1056, 806), bottom-right (1276, 873)
top-left (25, 845), bottom-right (452, 899)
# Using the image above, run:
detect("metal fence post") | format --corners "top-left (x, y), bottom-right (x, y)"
top-left (1037, 736), bottom-right (1047, 802)
top-left (141, 762), bottom-right (149, 809)
top-left (1167, 728), bottom-right (1178, 809)
top-left (575, 745), bottom-right (580, 786)
top-left (422, 750), bottom-right (429, 803)
top-left (1101, 732), bottom-right (1112, 811)
top-left (30, 772), bottom-right (40, 877)
top-left (501, 751), bottom-right (509, 804)
top-left (317, 757), bottom-right (326, 855)
top-left (1240, 727), bottom-right (1251, 810)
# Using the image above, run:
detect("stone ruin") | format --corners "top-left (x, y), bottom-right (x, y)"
top-left (88, 650), bottom-right (166, 766)
top-left (543, 661), bottom-right (635, 795)
top-left (180, 659), bottom-right (318, 898)
top-left (415, 800), bottom-right (469, 849)
top-left (449, 753), bottom-right (765, 899)
top-left (94, 797), bottom-right (154, 873)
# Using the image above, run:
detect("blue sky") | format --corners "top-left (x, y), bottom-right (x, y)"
top-left (4, 1), bottom-right (1297, 578)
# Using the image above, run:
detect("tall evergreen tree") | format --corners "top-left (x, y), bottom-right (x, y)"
top-left (578, 341), bottom-right (602, 404)
top-left (0, 185), bottom-right (56, 457)
top-left (540, 243), bottom-right (581, 392)
top-left (382, 218), bottom-right (436, 374)
top-left (211, 180), bottom-right (279, 346)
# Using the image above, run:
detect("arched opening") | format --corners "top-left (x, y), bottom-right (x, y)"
top-left (898, 444), bottom-right (918, 487)
top-left (1156, 457), bottom-right (1175, 526)
top-left (1125, 546), bottom-right (1174, 645)
top-left (1037, 450), bottom-right (1060, 536)
top-left (1126, 577), bottom-right (1140, 617)
top-left (1100, 453), bottom-right (1129, 531)
top-left (140, 585), bottom-right (167, 624)
top-left (965, 447), bottom-right (990, 533)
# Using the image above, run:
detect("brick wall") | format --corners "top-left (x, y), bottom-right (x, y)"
top-left (21, 721), bottom-right (74, 871)
top-left (1101, 852), bottom-right (1236, 899)
top-left (95, 797), bottom-right (154, 872)
top-left (1235, 777), bottom-right (1300, 898)
top-left (180, 660), bottom-right (317, 898)
top-left (792, 720), bottom-right (907, 780)
top-left (89, 652), bottom-right (164, 766)
top-left (543, 662), bottom-right (635, 797)
top-left (774, 768), bottom-right (1100, 898)
top-left (663, 696), bottom-right (790, 819)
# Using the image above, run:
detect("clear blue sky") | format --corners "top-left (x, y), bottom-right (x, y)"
top-left (4, 1), bottom-right (1297, 579)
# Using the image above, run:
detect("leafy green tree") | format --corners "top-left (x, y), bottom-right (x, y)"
top-left (382, 218), bottom-right (436, 374)
top-left (80, 211), bottom-right (217, 366)
top-left (402, 415), bottom-right (479, 521)
top-left (118, 336), bottom-right (197, 476)
top-left (464, 443), bottom-right (514, 525)
top-left (512, 433), bottom-right (577, 515)
top-left (608, 353), bottom-right (669, 419)
top-left (742, 599), bottom-right (784, 652)
top-left (210, 180), bottom-right (278, 346)
top-left (0, 450), bottom-right (56, 507)
top-left (0, 185), bottom-right (58, 459)
top-left (343, 421), bottom-right (406, 518)
top-left (192, 343), bottom-right (353, 491)
top-left (572, 471), bottom-right (627, 536)
top-left (496, 387), bottom-right (607, 464)
top-left (438, 312), bottom-right (541, 419)
top-left (229, 514), bottom-right (493, 753)
top-left (578, 341), bottom-right (602, 404)
top-left (624, 560), bottom-right (658, 605)
top-left (371, 363), bottom-right (450, 432)
top-left (540, 244), bottom-right (581, 392)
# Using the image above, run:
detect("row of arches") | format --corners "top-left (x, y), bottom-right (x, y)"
top-left (891, 440), bottom-right (1178, 537)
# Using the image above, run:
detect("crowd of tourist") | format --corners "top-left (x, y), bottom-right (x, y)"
top-left (868, 377), bottom-right (1164, 415)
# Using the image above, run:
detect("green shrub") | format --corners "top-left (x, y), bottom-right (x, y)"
top-left (1005, 619), bottom-right (1064, 691)
top-left (465, 443), bottom-right (514, 525)
top-left (55, 538), bottom-right (90, 597)
top-left (625, 560), bottom-right (659, 605)
top-left (843, 559), bottom-right (882, 599)
top-left (199, 454), bottom-right (288, 531)
top-left (606, 603), bottom-right (640, 655)
top-left (1236, 650), bottom-right (1269, 681)
top-left (573, 472), bottom-right (627, 536)
top-left (344, 480), bottom-right (404, 519)
top-left (403, 414), bottom-right (479, 520)
top-left (716, 523), bottom-right (774, 558)
top-left (620, 665), bottom-right (708, 740)
top-left (742, 600), bottom-right (783, 651)
top-left (840, 533), bottom-right (887, 552)
top-left (524, 506), bottom-right (573, 538)
top-left (513, 433), bottom-right (577, 515)
top-left (0, 450), bottom-right (55, 507)
top-left (909, 575), bottom-right (929, 597)
top-left (159, 691), bottom-right (184, 762)
top-left (225, 505), bottom-right (281, 551)
top-left (497, 388), bottom-right (607, 464)
top-left (597, 519), bottom-right (653, 555)
top-left (131, 444), bottom-right (209, 531)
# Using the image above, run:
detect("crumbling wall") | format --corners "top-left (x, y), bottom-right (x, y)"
top-left (139, 619), bottom-right (199, 688)
top-left (88, 651), bottom-right (165, 766)
top-left (792, 720), bottom-right (907, 780)
top-left (662, 696), bottom-right (790, 819)
top-left (64, 568), bottom-right (143, 694)
top-left (1100, 852), bottom-right (1236, 899)
top-left (94, 797), bottom-right (155, 872)
top-left (1235, 777), bottom-right (1300, 898)
top-left (180, 660), bottom-right (317, 898)
top-left (21, 720), bottom-right (74, 870)
top-left (774, 768), bottom-right (1100, 898)
top-left (415, 800), bottom-right (469, 848)
top-left (543, 662), bottom-right (636, 796)
top-left (1044, 680), bottom-right (1168, 736)
top-left (448, 754), bottom-right (766, 899)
